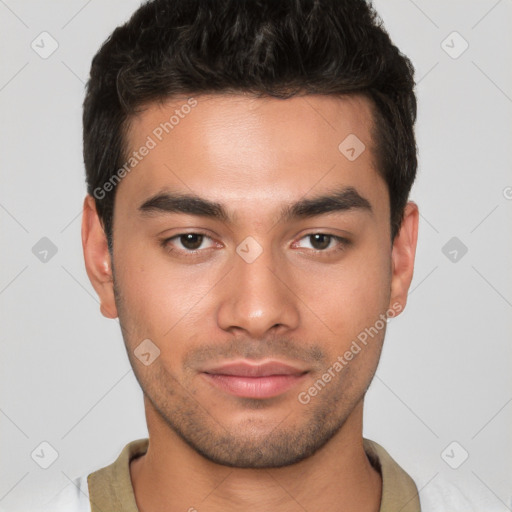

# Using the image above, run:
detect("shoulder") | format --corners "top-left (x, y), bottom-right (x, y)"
top-left (414, 473), bottom-right (510, 512)
top-left (35, 474), bottom-right (91, 512)
top-left (363, 438), bottom-right (511, 512)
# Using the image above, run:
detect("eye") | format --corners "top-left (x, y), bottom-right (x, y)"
top-left (160, 232), bottom-right (349, 257)
top-left (293, 233), bottom-right (349, 253)
top-left (161, 232), bottom-right (216, 254)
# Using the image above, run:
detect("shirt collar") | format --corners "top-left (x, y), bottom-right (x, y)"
top-left (87, 437), bottom-right (420, 512)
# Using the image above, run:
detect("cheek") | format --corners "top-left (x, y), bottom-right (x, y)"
top-left (295, 246), bottom-right (391, 340)
top-left (113, 245), bottom-right (218, 348)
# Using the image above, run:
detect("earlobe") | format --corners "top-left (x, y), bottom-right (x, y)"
top-left (388, 201), bottom-right (419, 314)
top-left (81, 195), bottom-right (118, 319)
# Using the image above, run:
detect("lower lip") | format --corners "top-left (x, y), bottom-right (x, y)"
top-left (202, 373), bottom-right (308, 399)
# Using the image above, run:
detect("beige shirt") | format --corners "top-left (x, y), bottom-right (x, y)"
top-left (87, 437), bottom-right (421, 512)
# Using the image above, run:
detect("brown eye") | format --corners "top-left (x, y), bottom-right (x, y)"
top-left (309, 234), bottom-right (331, 250)
top-left (179, 233), bottom-right (204, 250)
top-left (161, 232), bottom-right (216, 255)
top-left (294, 233), bottom-right (350, 254)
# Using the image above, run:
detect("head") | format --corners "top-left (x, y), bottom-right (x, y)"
top-left (82, 0), bottom-right (419, 468)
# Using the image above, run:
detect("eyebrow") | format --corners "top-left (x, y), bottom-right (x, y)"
top-left (138, 186), bottom-right (372, 223)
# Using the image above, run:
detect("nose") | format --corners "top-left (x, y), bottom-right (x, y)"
top-left (216, 241), bottom-right (300, 339)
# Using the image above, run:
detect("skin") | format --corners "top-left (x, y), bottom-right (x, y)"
top-left (82, 93), bottom-right (419, 512)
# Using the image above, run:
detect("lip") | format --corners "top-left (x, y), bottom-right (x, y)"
top-left (201, 360), bottom-right (309, 399)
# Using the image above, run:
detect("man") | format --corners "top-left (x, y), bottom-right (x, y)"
top-left (38, 0), bottom-right (470, 510)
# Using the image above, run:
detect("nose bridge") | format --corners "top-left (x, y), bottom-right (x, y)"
top-left (216, 237), bottom-right (300, 337)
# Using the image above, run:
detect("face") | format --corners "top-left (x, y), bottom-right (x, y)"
top-left (83, 93), bottom-right (418, 468)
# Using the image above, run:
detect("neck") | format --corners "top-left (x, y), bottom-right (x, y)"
top-left (130, 398), bottom-right (382, 512)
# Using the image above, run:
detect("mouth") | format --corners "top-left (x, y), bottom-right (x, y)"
top-left (200, 360), bottom-right (309, 399)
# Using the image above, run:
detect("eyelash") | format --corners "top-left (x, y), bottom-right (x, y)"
top-left (160, 232), bottom-right (350, 257)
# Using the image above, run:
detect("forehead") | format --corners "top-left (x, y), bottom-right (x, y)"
top-left (117, 93), bottom-right (387, 219)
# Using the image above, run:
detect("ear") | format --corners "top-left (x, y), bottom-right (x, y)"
top-left (81, 195), bottom-right (118, 319)
top-left (388, 201), bottom-right (419, 314)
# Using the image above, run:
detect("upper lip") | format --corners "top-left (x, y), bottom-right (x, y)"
top-left (202, 360), bottom-right (308, 377)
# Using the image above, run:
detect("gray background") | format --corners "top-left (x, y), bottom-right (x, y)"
top-left (1, 0), bottom-right (511, 510)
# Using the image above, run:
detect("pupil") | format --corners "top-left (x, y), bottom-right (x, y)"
top-left (181, 234), bottom-right (203, 250)
top-left (311, 234), bottom-right (330, 250)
